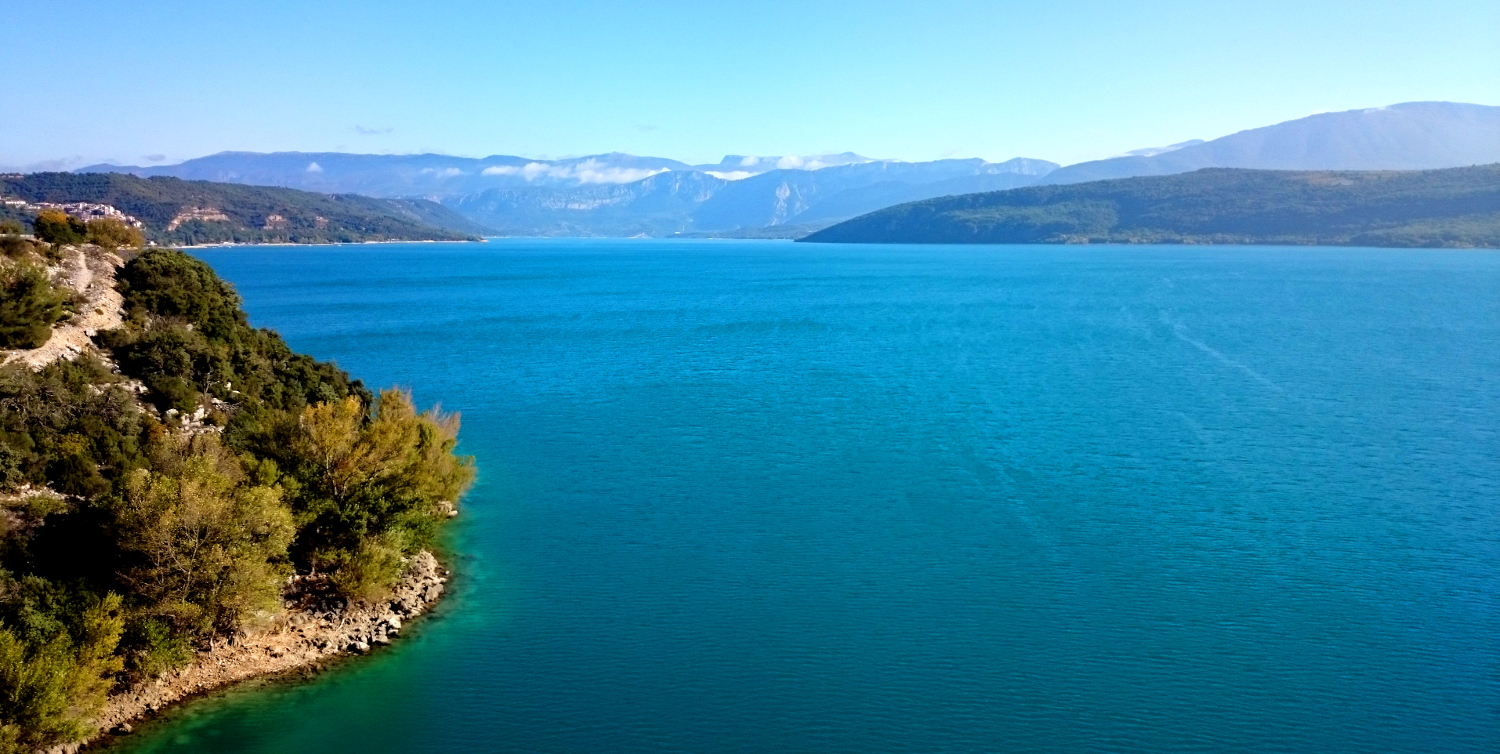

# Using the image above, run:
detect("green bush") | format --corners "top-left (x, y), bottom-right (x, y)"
top-left (106, 249), bottom-right (370, 417)
top-left (117, 249), bottom-right (246, 339)
top-left (29, 210), bottom-right (86, 246)
top-left (121, 619), bottom-right (191, 680)
top-left (0, 247), bottom-right (473, 747)
top-left (0, 356), bottom-right (147, 494)
top-left (0, 262), bottom-right (70, 349)
top-left (84, 219), bottom-right (144, 250)
top-left (112, 436), bottom-right (294, 636)
top-left (0, 591), bottom-right (124, 753)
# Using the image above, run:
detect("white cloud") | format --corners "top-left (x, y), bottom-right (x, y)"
top-left (705, 171), bottom-right (755, 181)
top-left (419, 167), bottom-right (464, 178)
top-left (738, 156), bottom-right (762, 167)
top-left (306, 162), bottom-right (323, 173)
top-left (576, 162), bottom-right (670, 184)
top-left (771, 155), bottom-right (865, 171)
top-left (481, 160), bottom-right (668, 184)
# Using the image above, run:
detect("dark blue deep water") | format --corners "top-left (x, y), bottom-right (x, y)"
top-left (116, 240), bottom-right (1499, 753)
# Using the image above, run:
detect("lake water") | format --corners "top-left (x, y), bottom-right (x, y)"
top-left (115, 240), bottom-right (1499, 753)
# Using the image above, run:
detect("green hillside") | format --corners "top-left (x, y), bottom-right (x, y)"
top-left (0, 247), bottom-right (472, 750)
top-left (800, 165), bottom-right (1500, 248)
top-left (0, 172), bottom-right (489, 245)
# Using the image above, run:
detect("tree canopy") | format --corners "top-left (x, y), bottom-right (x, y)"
top-left (0, 248), bottom-right (473, 750)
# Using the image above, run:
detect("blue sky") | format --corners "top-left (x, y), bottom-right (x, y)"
top-left (2, 0), bottom-right (1495, 168)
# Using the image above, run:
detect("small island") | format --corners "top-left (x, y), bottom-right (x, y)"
top-left (0, 216), bottom-right (474, 752)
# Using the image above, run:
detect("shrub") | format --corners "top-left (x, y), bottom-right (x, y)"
top-left (324, 533), bottom-right (408, 602)
top-left (30, 211), bottom-right (86, 246)
top-left (112, 435), bottom-right (294, 636)
top-left (291, 391), bottom-right (473, 598)
top-left (0, 592), bottom-right (124, 753)
top-left (0, 445), bottom-right (22, 494)
top-left (116, 249), bottom-right (245, 339)
top-left (0, 221), bottom-right (22, 236)
top-left (0, 262), bottom-right (70, 349)
top-left (0, 356), bottom-right (148, 497)
top-left (0, 244), bottom-right (472, 747)
top-left (84, 219), bottom-right (144, 250)
top-left (121, 619), bottom-right (191, 681)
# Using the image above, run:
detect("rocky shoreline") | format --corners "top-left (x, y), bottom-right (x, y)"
top-left (53, 551), bottom-right (451, 753)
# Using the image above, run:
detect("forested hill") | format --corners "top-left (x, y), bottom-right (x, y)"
top-left (800, 164), bottom-right (1500, 248)
top-left (0, 172), bottom-right (489, 245)
top-left (0, 243), bottom-right (473, 751)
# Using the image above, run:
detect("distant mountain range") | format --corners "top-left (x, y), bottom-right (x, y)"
top-left (67, 101), bottom-right (1500, 238)
top-left (78, 151), bottom-right (1059, 237)
top-left (801, 164), bottom-right (1500, 248)
top-left (1040, 102), bottom-right (1500, 185)
top-left (75, 152), bottom-right (881, 197)
top-left (0, 173), bottom-right (482, 245)
top-left (445, 158), bottom-right (1058, 236)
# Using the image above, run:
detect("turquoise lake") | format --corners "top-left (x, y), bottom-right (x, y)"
top-left (115, 240), bottom-right (1499, 753)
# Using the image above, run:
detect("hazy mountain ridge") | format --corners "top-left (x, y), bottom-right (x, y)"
top-left (444, 157), bottom-right (1059, 235)
top-left (446, 171), bottom-right (731, 236)
top-left (802, 164), bottom-right (1500, 248)
top-left (64, 101), bottom-right (1499, 238)
top-left (76, 151), bottom-right (877, 198)
top-left (1042, 102), bottom-right (1500, 185)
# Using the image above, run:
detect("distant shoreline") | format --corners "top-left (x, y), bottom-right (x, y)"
top-left (176, 237), bottom-right (488, 249)
top-left (178, 236), bottom-right (807, 249)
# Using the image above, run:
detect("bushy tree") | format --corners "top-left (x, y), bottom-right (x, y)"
top-left (0, 592), bottom-right (124, 753)
top-left (0, 262), bottom-right (70, 349)
top-left (0, 357), bottom-right (147, 494)
top-left (112, 436), bottom-right (294, 636)
top-left (84, 219), bottom-right (144, 250)
top-left (105, 249), bottom-right (370, 416)
top-left (0, 221), bottom-right (23, 236)
top-left (29, 211), bottom-right (86, 246)
top-left (116, 249), bottom-right (245, 340)
top-left (294, 391), bottom-right (472, 598)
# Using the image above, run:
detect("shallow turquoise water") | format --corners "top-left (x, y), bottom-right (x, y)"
top-left (116, 240), bottom-right (1499, 753)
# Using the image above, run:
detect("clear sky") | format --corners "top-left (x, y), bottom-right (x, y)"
top-left (2, 0), bottom-right (1495, 169)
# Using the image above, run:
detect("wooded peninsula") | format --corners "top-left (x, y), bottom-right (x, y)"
top-left (801, 164), bottom-right (1500, 247)
top-left (0, 173), bottom-right (487, 247)
top-left (0, 220), bottom-right (473, 752)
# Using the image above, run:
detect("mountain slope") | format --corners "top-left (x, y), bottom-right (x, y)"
top-left (445, 157), bottom-right (1058, 235)
top-left (801, 164), bottom-right (1500, 248)
top-left (1042, 102), bottom-right (1500, 185)
top-left (76, 151), bottom-right (875, 199)
top-left (690, 158), bottom-right (1057, 230)
top-left (2, 173), bottom-right (482, 244)
top-left (79, 150), bottom-right (1060, 236)
top-left (78, 152), bottom-right (696, 198)
top-left (446, 171), bottom-right (729, 236)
